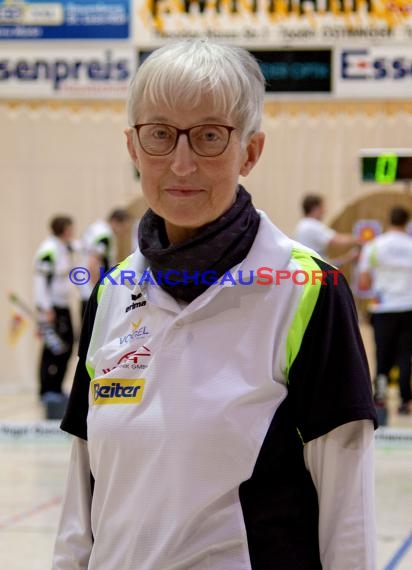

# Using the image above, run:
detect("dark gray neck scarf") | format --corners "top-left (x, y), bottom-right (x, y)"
top-left (138, 185), bottom-right (260, 303)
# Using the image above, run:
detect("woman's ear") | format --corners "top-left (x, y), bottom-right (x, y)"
top-left (125, 128), bottom-right (140, 169)
top-left (240, 132), bottom-right (265, 177)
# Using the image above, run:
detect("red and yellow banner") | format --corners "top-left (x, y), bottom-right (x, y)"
top-left (134, 0), bottom-right (412, 47)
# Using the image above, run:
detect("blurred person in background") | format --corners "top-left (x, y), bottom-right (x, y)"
top-left (294, 194), bottom-right (361, 266)
top-left (79, 208), bottom-right (132, 317)
top-left (34, 215), bottom-right (75, 407)
top-left (358, 205), bottom-right (412, 419)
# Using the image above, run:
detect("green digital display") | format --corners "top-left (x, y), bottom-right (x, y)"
top-left (361, 151), bottom-right (412, 183)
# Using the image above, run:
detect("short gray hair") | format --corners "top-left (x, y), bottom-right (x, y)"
top-left (127, 40), bottom-right (265, 140)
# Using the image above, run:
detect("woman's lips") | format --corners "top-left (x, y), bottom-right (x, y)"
top-left (165, 188), bottom-right (204, 197)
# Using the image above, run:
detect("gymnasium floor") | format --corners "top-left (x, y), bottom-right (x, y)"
top-left (1, 329), bottom-right (412, 569)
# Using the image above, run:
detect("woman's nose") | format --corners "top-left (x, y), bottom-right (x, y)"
top-left (170, 134), bottom-right (197, 176)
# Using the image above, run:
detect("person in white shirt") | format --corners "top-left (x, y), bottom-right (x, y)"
top-left (79, 209), bottom-right (132, 317)
top-left (358, 206), bottom-right (412, 417)
top-left (34, 216), bottom-right (75, 400)
top-left (294, 194), bottom-right (361, 265)
top-left (53, 41), bottom-right (377, 570)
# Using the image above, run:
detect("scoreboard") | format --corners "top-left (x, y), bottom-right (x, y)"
top-left (360, 149), bottom-right (412, 184)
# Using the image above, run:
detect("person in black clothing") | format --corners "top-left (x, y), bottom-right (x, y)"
top-left (34, 216), bottom-right (75, 401)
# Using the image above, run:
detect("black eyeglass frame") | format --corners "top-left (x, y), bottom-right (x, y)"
top-left (133, 123), bottom-right (236, 157)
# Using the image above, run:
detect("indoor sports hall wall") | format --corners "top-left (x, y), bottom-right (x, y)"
top-left (0, 101), bottom-right (140, 389)
top-left (1, 99), bottom-right (412, 388)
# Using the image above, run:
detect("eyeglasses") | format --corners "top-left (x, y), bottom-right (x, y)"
top-left (133, 123), bottom-right (236, 157)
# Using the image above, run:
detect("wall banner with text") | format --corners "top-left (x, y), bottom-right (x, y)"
top-left (138, 48), bottom-right (332, 94)
top-left (334, 46), bottom-right (412, 98)
top-left (0, 0), bottom-right (130, 40)
top-left (133, 0), bottom-right (412, 47)
top-left (250, 49), bottom-right (332, 93)
top-left (0, 47), bottom-right (136, 99)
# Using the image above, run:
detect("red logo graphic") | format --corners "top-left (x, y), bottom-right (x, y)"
top-left (103, 346), bottom-right (151, 374)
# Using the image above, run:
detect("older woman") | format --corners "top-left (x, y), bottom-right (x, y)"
top-left (53, 40), bottom-right (377, 570)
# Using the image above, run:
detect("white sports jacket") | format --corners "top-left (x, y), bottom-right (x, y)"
top-left (53, 212), bottom-right (377, 570)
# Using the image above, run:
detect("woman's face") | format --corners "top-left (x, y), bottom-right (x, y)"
top-left (126, 98), bottom-right (264, 243)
